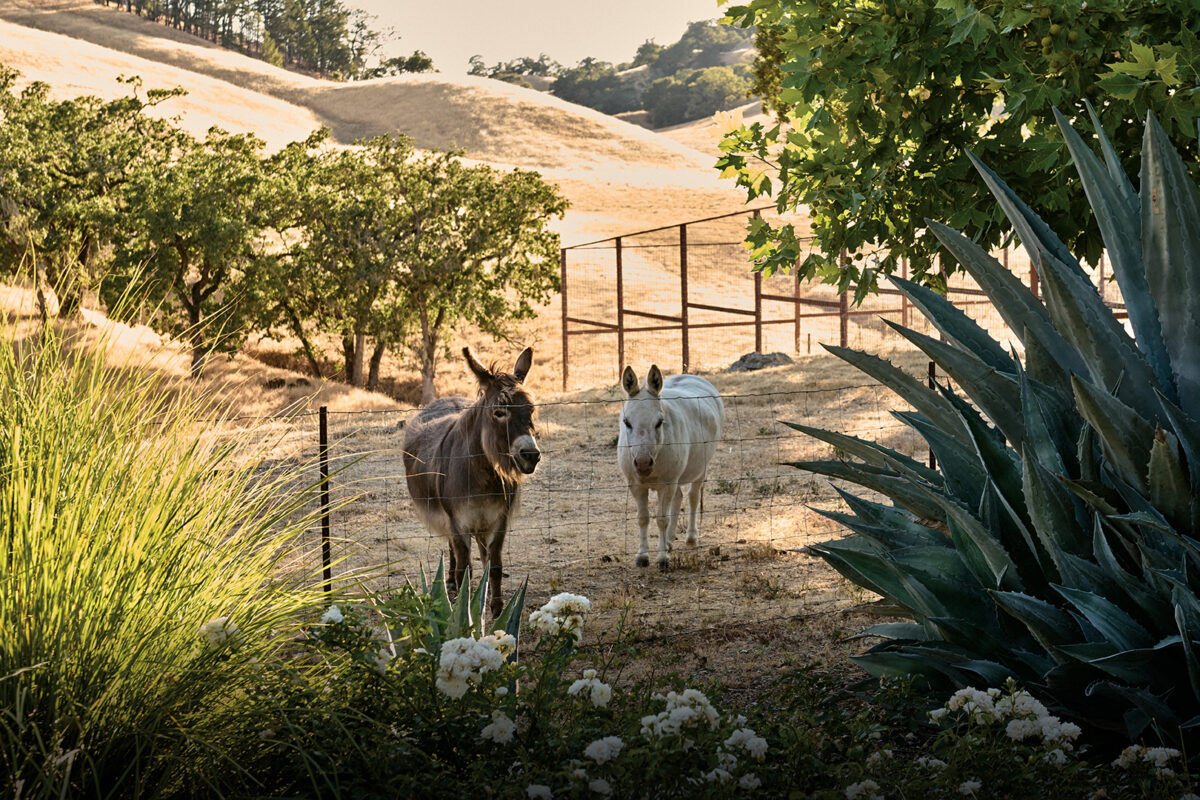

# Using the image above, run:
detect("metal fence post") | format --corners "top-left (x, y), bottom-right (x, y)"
top-left (926, 364), bottom-right (938, 470)
top-left (680, 224), bottom-right (690, 373)
top-left (560, 248), bottom-right (568, 391)
top-left (793, 263), bottom-right (801, 354)
top-left (901, 257), bottom-right (910, 328)
top-left (319, 405), bottom-right (332, 593)
top-left (838, 250), bottom-right (850, 349)
top-left (754, 270), bottom-right (763, 354)
top-left (616, 236), bottom-right (625, 372)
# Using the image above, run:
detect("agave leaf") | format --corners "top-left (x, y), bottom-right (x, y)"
top-left (1072, 375), bottom-right (1155, 490)
top-left (896, 411), bottom-right (986, 505)
top-left (853, 622), bottom-right (929, 641)
top-left (1148, 427), bottom-right (1191, 530)
top-left (780, 421), bottom-right (941, 484)
top-left (1021, 323), bottom-right (1074, 402)
top-left (1142, 112), bottom-right (1200, 420)
top-left (809, 538), bottom-right (925, 611)
top-left (788, 459), bottom-right (945, 521)
top-left (1019, 365), bottom-right (1072, 474)
top-left (495, 579), bottom-right (527, 647)
top-left (1085, 99), bottom-right (1138, 204)
top-left (1037, 250), bottom-right (1162, 413)
top-left (992, 590), bottom-right (1083, 660)
top-left (927, 220), bottom-right (1085, 378)
top-left (1088, 681), bottom-right (1179, 741)
top-left (1153, 390), bottom-right (1200, 533)
top-left (1054, 584), bottom-right (1156, 651)
top-left (1093, 517), bottom-right (1174, 626)
top-left (822, 344), bottom-right (967, 441)
top-left (1054, 106), bottom-right (1175, 395)
top-left (889, 546), bottom-right (989, 619)
top-left (946, 503), bottom-right (1023, 592)
top-left (888, 274), bottom-right (1017, 374)
top-left (1175, 605), bottom-right (1200, 702)
top-left (982, 479), bottom-right (1050, 590)
top-left (834, 488), bottom-right (951, 547)
top-left (965, 150), bottom-right (1091, 283)
top-left (1059, 643), bottom-right (1166, 684)
top-left (1022, 449), bottom-right (1089, 559)
top-left (956, 659), bottom-right (1020, 686)
top-left (470, 563), bottom-right (489, 634)
top-left (851, 650), bottom-right (963, 684)
top-left (884, 320), bottom-right (1026, 447)
top-left (957, 402), bottom-right (1025, 520)
top-left (814, 507), bottom-right (937, 551)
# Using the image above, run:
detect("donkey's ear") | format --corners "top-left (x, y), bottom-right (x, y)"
top-left (463, 347), bottom-right (491, 384)
top-left (621, 365), bottom-right (639, 396)
top-left (647, 365), bottom-right (664, 397)
top-left (512, 347), bottom-right (533, 382)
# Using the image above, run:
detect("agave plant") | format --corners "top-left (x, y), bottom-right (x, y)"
top-left (791, 108), bottom-right (1200, 745)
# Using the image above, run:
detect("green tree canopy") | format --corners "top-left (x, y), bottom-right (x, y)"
top-left (393, 154), bottom-right (568, 403)
top-left (106, 127), bottom-right (273, 375)
top-left (644, 65), bottom-right (754, 127)
top-left (716, 0), bottom-right (1200, 293)
top-left (551, 58), bottom-right (641, 114)
top-left (0, 69), bottom-right (180, 317)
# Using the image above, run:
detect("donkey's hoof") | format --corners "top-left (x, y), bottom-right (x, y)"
top-left (657, 558), bottom-right (670, 572)
top-left (685, 534), bottom-right (697, 546)
top-left (636, 554), bottom-right (650, 568)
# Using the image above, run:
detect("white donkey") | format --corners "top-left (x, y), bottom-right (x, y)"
top-left (618, 365), bottom-right (723, 570)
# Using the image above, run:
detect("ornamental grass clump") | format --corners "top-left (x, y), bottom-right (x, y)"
top-left (790, 108), bottom-right (1200, 747)
top-left (0, 321), bottom-right (324, 798)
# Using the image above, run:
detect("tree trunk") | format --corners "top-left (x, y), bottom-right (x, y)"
top-left (282, 302), bottom-right (323, 378)
top-left (367, 340), bottom-right (386, 391)
top-left (341, 335), bottom-right (355, 383)
top-left (350, 331), bottom-right (366, 387)
top-left (419, 330), bottom-right (438, 405)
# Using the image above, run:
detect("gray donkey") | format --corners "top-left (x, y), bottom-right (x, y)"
top-left (403, 347), bottom-right (541, 618)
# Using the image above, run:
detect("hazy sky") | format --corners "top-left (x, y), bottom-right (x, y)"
top-left (345, 1), bottom-right (728, 76)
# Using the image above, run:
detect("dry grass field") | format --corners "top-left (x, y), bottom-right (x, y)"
top-left (0, 1), bottom-right (1059, 679)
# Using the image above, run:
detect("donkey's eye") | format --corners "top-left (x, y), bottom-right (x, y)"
top-left (655, 418), bottom-right (664, 429)
top-left (623, 418), bottom-right (631, 429)
top-left (493, 408), bottom-right (509, 420)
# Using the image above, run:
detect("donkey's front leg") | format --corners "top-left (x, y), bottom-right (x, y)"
top-left (631, 483), bottom-right (651, 568)
top-left (482, 528), bottom-right (507, 622)
top-left (446, 531), bottom-right (471, 595)
top-left (656, 482), bottom-right (683, 571)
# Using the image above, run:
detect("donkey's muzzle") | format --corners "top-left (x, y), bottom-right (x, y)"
top-left (516, 447), bottom-right (541, 474)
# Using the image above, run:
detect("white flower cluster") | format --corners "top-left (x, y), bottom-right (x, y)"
top-left (525, 784), bottom-right (552, 799)
top-left (916, 756), bottom-right (947, 770)
top-left (480, 710), bottom-right (516, 744)
top-left (724, 727), bottom-right (769, 761)
top-left (1113, 744), bottom-right (1182, 776)
top-left (844, 778), bottom-right (883, 800)
top-left (320, 605), bottom-right (344, 624)
top-left (640, 689), bottom-right (720, 738)
top-left (865, 749), bottom-right (892, 769)
top-left (528, 593), bottom-right (591, 640)
top-left (567, 669), bottom-right (613, 708)
top-left (934, 684), bottom-right (1081, 748)
top-left (199, 616), bottom-right (238, 648)
top-left (958, 779), bottom-right (982, 795)
top-left (588, 778), bottom-right (612, 795)
top-left (583, 736), bottom-right (624, 765)
top-left (372, 646), bottom-right (393, 675)
top-left (435, 633), bottom-right (512, 699)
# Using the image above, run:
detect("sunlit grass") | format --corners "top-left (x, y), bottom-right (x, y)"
top-left (0, 319), bottom-right (326, 798)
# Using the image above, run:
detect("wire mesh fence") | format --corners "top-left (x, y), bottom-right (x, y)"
top-left (207, 381), bottom-right (929, 638)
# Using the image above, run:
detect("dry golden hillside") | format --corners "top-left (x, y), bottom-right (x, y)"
top-left (0, 0), bottom-right (752, 244)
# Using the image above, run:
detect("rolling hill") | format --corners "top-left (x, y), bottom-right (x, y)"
top-left (0, 0), bottom-right (751, 244)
